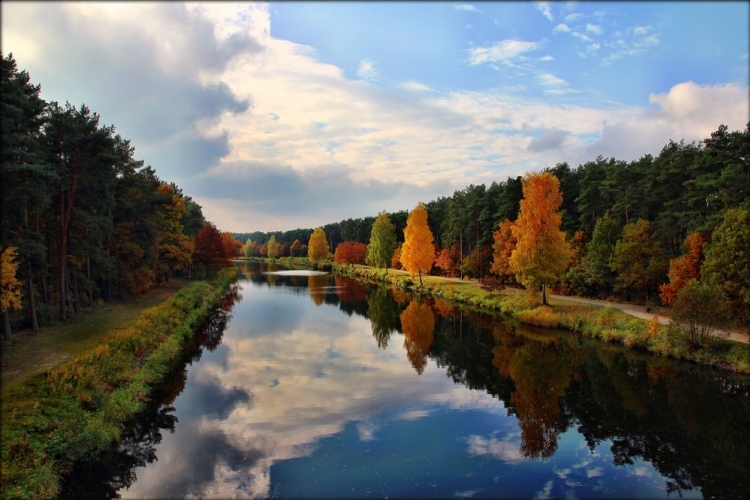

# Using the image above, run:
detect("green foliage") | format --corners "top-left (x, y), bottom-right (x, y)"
top-left (366, 211), bottom-right (397, 269)
top-left (671, 279), bottom-right (732, 347)
top-left (701, 208), bottom-right (750, 327)
top-left (610, 219), bottom-right (668, 300)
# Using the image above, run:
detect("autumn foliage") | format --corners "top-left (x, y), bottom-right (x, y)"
top-left (659, 231), bottom-right (709, 305)
top-left (400, 300), bottom-right (435, 375)
top-left (308, 227), bottom-right (329, 263)
top-left (193, 223), bottom-right (232, 275)
top-left (509, 172), bottom-right (571, 305)
top-left (401, 202), bottom-right (435, 285)
top-left (491, 219), bottom-right (517, 283)
top-left (1, 246), bottom-right (22, 318)
top-left (334, 241), bottom-right (367, 266)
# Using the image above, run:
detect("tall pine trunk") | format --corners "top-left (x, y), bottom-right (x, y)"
top-left (27, 267), bottom-right (38, 332)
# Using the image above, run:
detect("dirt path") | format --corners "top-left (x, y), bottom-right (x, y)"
top-left (1, 280), bottom-right (186, 396)
top-left (548, 293), bottom-right (749, 344)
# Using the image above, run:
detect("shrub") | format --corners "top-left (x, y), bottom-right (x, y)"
top-left (517, 305), bottom-right (560, 328)
top-left (671, 279), bottom-right (731, 347)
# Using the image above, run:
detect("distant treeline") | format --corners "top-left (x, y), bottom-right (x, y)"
top-left (237, 123), bottom-right (748, 261)
top-left (0, 53), bottom-right (220, 337)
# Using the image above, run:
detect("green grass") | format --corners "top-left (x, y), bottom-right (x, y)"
top-left (1, 280), bottom-right (188, 399)
top-left (0, 268), bottom-right (237, 500)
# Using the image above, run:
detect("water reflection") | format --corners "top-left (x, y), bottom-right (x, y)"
top-left (64, 264), bottom-right (750, 499)
top-left (59, 284), bottom-right (242, 499)
top-left (400, 300), bottom-right (435, 375)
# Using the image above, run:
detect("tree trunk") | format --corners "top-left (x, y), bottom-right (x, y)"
top-left (3, 310), bottom-right (12, 341)
top-left (542, 283), bottom-right (548, 306)
top-left (41, 271), bottom-right (49, 305)
top-left (86, 250), bottom-right (93, 305)
top-left (27, 267), bottom-right (38, 332)
top-left (60, 187), bottom-right (67, 321)
top-left (418, 270), bottom-right (423, 286)
top-left (71, 264), bottom-right (81, 313)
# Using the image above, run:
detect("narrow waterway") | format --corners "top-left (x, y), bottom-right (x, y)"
top-left (61, 261), bottom-right (750, 499)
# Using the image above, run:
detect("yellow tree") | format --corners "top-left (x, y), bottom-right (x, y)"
top-left (510, 172), bottom-right (571, 305)
top-left (267, 235), bottom-right (279, 259)
top-left (308, 227), bottom-right (329, 263)
top-left (1, 246), bottom-right (23, 341)
top-left (401, 202), bottom-right (435, 286)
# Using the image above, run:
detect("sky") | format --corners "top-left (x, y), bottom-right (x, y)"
top-left (2, 1), bottom-right (748, 233)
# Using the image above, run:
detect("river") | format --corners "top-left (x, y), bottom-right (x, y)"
top-left (60, 261), bottom-right (750, 499)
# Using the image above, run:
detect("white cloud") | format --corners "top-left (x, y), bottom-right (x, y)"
top-left (402, 80), bottom-right (431, 92)
top-left (467, 434), bottom-right (524, 462)
top-left (468, 39), bottom-right (543, 65)
top-left (583, 81), bottom-right (749, 163)
top-left (565, 12), bottom-right (583, 23)
top-left (553, 23), bottom-right (571, 34)
top-left (539, 55), bottom-right (554, 61)
top-left (586, 23), bottom-right (603, 35)
top-left (454, 4), bottom-right (481, 13)
top-left (357, 58), bottom-right (379, 80)
top-left (534, 2), bottom-right (554, 22)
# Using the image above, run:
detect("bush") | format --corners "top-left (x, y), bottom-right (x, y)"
top-left (517, 305), bottom-right (560, 328)
top-left (671, 279), bottom-right (731, 347)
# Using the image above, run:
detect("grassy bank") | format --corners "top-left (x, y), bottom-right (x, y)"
top-left (0, 267), bottom-right (238, 500)
top-left (253, 257), bottom-right (750, 373)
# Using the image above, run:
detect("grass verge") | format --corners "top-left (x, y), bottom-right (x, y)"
top-left (0, 267), bottom-right (238, 500)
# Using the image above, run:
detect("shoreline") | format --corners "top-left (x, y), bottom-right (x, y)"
top-left (243, 257), bottom-right (749, 374)
top-left (1, 267), bottom-right (238, 500)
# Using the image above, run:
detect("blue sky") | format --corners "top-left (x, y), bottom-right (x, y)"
top-left (2, 2), bottom-right (748, 232)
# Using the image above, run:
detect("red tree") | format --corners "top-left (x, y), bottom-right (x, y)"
top-left (659, 231), bottom-right (709, 305)
top-left (434, 244), bottom-right (460, 277)
top-left (334, 241), bottom-right (367, 266)
top-left (221, 231), bottom-right (242, 259)
top-left (193, 223), bottom-right (230, 275)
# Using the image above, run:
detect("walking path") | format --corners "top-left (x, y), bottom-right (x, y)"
top-left (548, 293), bottom-right (748, 344)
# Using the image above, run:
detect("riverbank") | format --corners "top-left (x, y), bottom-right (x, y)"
top-left (245, 257), bottom-right (749, 374)
top-left (2, 279), bottom-right (187, 396)
top-left (0, 267), bottom-right (238, 500)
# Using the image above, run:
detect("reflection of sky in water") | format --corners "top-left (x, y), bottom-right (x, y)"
top-left (121, 275), bottom-right (697, 499)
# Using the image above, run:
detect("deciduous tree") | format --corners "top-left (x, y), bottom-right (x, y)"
top-left (491, 219), bottom-right (517, 283)
top-left (610, 219), bottom-right (667, 304)
top-left (267, 235), bottom-right (278, 259)
top-left (290, 239), bottom-right (302, 257)
top-left (366, 211), bottom-right (397, 270)
top-left (671, 279), bottom-right (731, 347)
top-left (193, 223), bottom-right (229, 276)
top-left (220, 231), bottom-right (242, 260)
top-left (243, 238), bottom-right (254, 257)
top-left (701, 208), bottom-right (750, 328)
top-left (334, 241), bottom-right (367, 266)
top-left (510, 172), bottom-right (571, 305)
top-left (308, 227), bottom-right (329, 263)
top-left (401, 202), bottom-right (435, 286)
top-left (1, 246), bottom-right (23, 340)
top-left (659, 231), bottom-right (709, 305)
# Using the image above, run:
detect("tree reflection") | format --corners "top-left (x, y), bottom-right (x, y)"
top-left (400, 300), bottom-right (435, 375)
top-left (58, 286), bottom-right (241, 498)
top-left (308, 274), bottom-right (328, 306)
top-left (507, 337), bottom-right (574, 459)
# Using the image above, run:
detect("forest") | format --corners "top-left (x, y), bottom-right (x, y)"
top-left (0, 53), bottom-right (244, 340)
top-left (237, 125), bottom-right (749, 327)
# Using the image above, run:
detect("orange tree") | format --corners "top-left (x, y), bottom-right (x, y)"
top-left (491, 218), bottom-right (517, 283)
top-left (334, 241), bottom-right (367, 267)
top-left (659, 231), bottom-right (709, 305)
top-left (509, 172), bottom-right (571, 305)
top-left (401, 202), bottom-right (435, 286)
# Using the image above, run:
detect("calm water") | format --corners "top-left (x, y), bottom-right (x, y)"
top-left (61, 262), bottom-right (750, 499)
